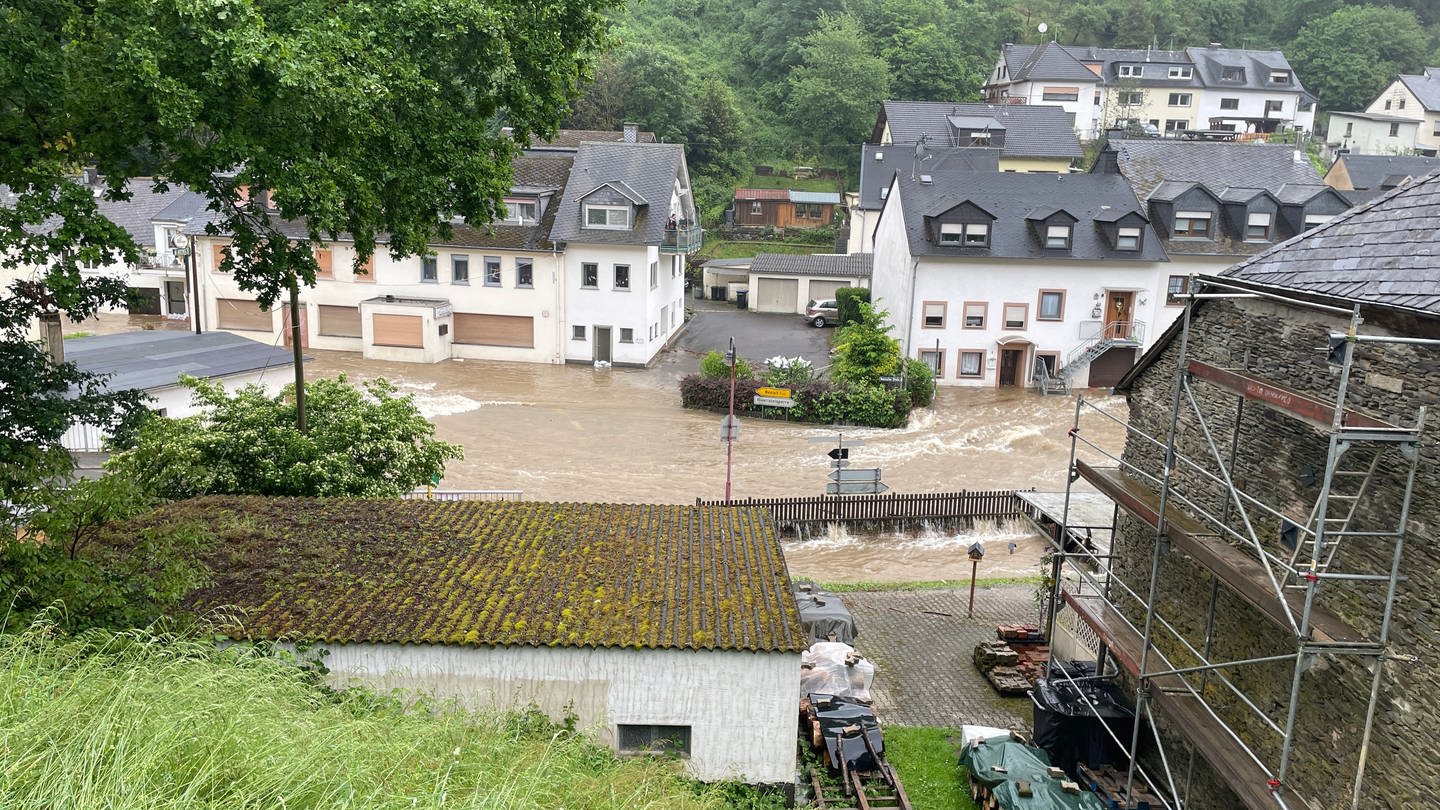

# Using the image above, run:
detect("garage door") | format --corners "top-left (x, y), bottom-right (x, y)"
top-left (808, 279), bottom-right (849, 302)
top-left (756, 277), bottom-right (799, 313)
top-left (317, 305), bottom-right (362, 337)
top-left (454, 313), bottom-right (534, 348)
top-left (1087, 347), bottom-right (1138, 388)
top-left (372, 313), bottom-right (423, 348)
top-left (215, 297), bottom-right (272, 331)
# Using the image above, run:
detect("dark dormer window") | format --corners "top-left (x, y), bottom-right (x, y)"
top-left (1117, 226), bottom-right (1142, 250)
top-left (584, 204), bottom-right (630, 229)
top-left (1246, 212), bottom-right (1272, 241)
top-left (1045, 225), bottom-right (1072, 249)
top-left (1221, 66), bottom-right (1244, 82)
top-left (1119, 65), bottom-right (1143, 78)
top-left (1168, 66), bottom-right (1192, 80)
top-left (939, 223), bottom-right (989, 247)
top-left (1173, 211), bottom-right (1212, 238)
top-left (1270, 70), bottom-right (1291, 84)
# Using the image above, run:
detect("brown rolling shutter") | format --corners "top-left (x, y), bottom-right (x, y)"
top-left (317, 305), bottom-right (362, 337)
top-left (314, 247), bottom-right (333, 279)
top-left (453, 313), bottom-right (534, 348)
top-left (212, 242), bottom-right (230, 273)
top-left (372, 313), bottom-right (423, 347)
top-left (354, 253), bottom-right (375, 283)
top-left (215, 298), bottom-right (271, 331)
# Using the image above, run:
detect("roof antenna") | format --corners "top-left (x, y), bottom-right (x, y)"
top-left (911, 136), bottom-right (931, 180)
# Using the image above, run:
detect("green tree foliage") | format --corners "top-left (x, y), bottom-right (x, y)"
top-left (106, 375), bottom-right (463, 500)
top-left (698, 350), bottom-right (754, 381)
top-left (785, 15), bottom-right (892, 166)
top-left (1289, 6), bottom-right (1429, 112)
top-left (903, 358), bottom-right (938, 408)
top-left (835, 287), bottom-right (872, 327)
top-left (568, 45), bottom-right (700, 144)
top-left (831, 302), bottom-right (902, 386)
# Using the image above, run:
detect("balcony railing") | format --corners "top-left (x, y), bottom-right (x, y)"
top-left (661, 222), bottom-right (703, 254)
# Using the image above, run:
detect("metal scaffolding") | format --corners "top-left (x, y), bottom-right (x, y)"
top-left (1041, 277), bottom-right (1430, 810)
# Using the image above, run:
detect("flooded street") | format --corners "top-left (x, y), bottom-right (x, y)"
top-left (308, 349), bottom-right (1130, 583)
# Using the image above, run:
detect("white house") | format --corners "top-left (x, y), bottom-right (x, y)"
top-left (984, 41), bottom-right (1105, 136)
top-left (870, 170), bottom-right (1171, 390)
top-left (1324, 111), bottom-right (1421, 159)
top-left (1364, 67), bottom-right (1440, 156)
top-left (174, 497), bottom-right (807, 785)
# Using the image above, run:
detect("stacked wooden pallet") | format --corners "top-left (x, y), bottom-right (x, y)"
top-left (1078, 764), bottom-right (1164, 809)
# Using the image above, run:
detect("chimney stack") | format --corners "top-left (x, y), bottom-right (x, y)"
top-left (623, 122), bottom-right (638, 144)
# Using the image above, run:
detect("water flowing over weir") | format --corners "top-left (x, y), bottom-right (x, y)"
top-left (783, 517), bottom-right (1052, 583)
top-left (307, 350), bottom-right (1129, 580)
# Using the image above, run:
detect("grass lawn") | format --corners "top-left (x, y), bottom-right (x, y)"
top-left (739, 174), bottom-right (842, 193)
top-left (885, 727), bottom-right (978, 810)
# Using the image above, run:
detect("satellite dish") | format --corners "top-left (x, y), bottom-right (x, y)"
top-left (1037, 22), bottom-right (1048, 33)
top-left (169, 232), bottom-right (187, 249)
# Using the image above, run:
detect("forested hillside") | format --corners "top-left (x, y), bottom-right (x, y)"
top-left (565, 0), bottom-right (1440, 219)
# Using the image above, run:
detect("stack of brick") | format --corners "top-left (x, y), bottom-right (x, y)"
top-left (973, 641), bottom-right (1030, 696)
top-left (995, 625), bottom-right (1050, 685)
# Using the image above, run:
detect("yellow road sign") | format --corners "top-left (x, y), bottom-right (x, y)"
top-left (756, 387), bottom-right (792, 398)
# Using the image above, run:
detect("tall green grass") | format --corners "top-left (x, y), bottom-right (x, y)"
top-left (0, 624), bottom-right (723, 809)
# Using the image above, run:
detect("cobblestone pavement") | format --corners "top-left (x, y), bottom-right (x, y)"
top-left (842, 585), bottom-right (1038, 730)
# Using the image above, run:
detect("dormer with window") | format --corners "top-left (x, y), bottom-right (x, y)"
top-left (504, 197), bottom-right (540, 224)
top-left (1119, 64), bottom-right (1143, 78)
top-left (1168, 65), bottom-right (1193, 80)
top-left (1219, 190), bottom-right (1281, 243)
top-left (1094, 209), bottom-right (1150, 252)
top-left (1269, 70), bottom-right (1291, 84)
top-left (925, 201), bottom-right (996, 249)
top-left (1026, 207), bottom-right (1078, 251)
top-left (1149, 184), bottom-right (1223, 241)
top-left (579, 181), bottom-right (645, 231)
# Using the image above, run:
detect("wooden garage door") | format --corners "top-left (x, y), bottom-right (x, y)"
top-left (808, 279), bottom-right (848, 302)
top-left (317, 305), bottom-right (362, 337)
top-left (756, 277), bottom-right (798, 313)
top-left (1087, 347), bottom-right (1138, 388)
top-left (454, 313), bottom-right (534, 348)
top-left (215, 297), bottom-right (272, 331)
top-left (373, 313), bottom-right (423, 348)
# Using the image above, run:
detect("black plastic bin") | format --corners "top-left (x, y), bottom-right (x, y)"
top-left (1032, 675), bottom-right (1135, 776)
top-left (736, 289), bottom-right (749, 309)
top-left (710, 285), bottom-right (726, 301)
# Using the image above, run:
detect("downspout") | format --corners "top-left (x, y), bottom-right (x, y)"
top-left (903, 257), bottom-right (919, 358)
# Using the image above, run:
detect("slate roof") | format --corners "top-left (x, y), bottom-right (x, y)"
top-left (1001, 42), bottom-right (1098, 83)
top-left (4, 178), bottom-right (187, 247)
top-left (1220, 169), bottom-right (1440, 316)
top-left (1184, 47), bottom-right (1303, 94)
top-left (1397, 68), bottom-right (1440, 112)
top-left (549, 142), bottom-right (691, 246)
top-left (65, 330), bottom-right (296, 393)
top-left (750, 253), bottom-right (871, 278)
top-left (855, 145), bottom-right (1001, 211)
top-left (158, 496), bottom-right (808, 653)
top-left (1329, 155), bottom-right (1440, 191)
top-left (1015, 44), bottom-right (1308, 96)
top-left (884, 170), bottom-right (1165, 261)
top-left (875, 101), bottom-right (1083, 160)
top-left (1100, 140), bottom-right (1322, 199)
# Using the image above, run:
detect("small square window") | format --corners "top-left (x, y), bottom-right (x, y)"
top-left (1270, 70), bottom-right (1290, 84)
top-left (484, 256), bottom-right (501, 286)
top-left (939, 224), bottom-right (963, 245)
top-left (963, 302), bottom-right (986, 328)
top-left (421, 256), bottom-right (438, 283)
top-left (918, 349), bottom-right (943, 378)
top-left (585, 205), bottom-right (629, 229)
top-left (1168, 66), bottom-right (1192, 79)
top-left (618, 724), bottom-right (691, 756)
top-left (1117, 226), bottom-right (1142, 251)
top-left (1045, 225), bottom-right (1071, 249)
top-left (1221, 66), bottom-right (1244, 82)
top-left (1246, 212), bottom-right (1272, 241)
top-left (1304, 214), bottom-right (1333, 230)
top-left (619, 327), bottom-right (634, 343)
top-left (572, 325), bottom-right (586, 341)
top-left (313, 248), bottom-right (334, 280)
top-left (958, 351), bottom-right (984, 377)
top-left (506, 200), bottom-right (537, 222)
top-left (516, 258), bottom-right (533, 288)
top-left (1003, 303), bottom-right (1027, 330)
top-left (1037, 291), bottom-right (1064, 321)
top-left (922, 301), bottom-right (946, 328)
top-left (582, 262), bottom-right (598, 288)
top-left (1121, 92), bottom-right (1143, 105)
top-left (750, 201), bottom-right (762, 215)
top-left (614, 264), bottom-right (630, 290)
top-left (1119, 65), bottom-right (1143, 78)
top-left (452, 255), bottom-right (469, 284)
top-left (1265, 99), bottom-right (1283, 115)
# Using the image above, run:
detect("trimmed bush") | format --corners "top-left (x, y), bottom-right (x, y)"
top-left (835, 287), bottom-right (870, 327)
top-left (698, 350), bottom-right (754, 381)
top-left (904, 358), bottom-right (937, 408)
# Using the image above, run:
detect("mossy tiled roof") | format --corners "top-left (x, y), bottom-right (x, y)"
top-left (167, 496), bottom-right (806, 654)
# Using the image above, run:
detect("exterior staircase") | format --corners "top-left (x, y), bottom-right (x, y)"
top-left (1038, 321), bottom-right (1145, 395)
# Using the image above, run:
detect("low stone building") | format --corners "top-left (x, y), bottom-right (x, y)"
top-left (1069, 172), bottom-right (1440, 807)
top-left (169, 497), bottom-right (806, 786)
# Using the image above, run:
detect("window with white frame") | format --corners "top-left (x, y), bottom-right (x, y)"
top-left (1037, 290), bottom-right (1064, 321)
top-left (516, 258), bottom-right (533, 288)
top-left (1117, 226), bottom-right (1142, 250)
top-left (1246, 212), bottom-right (1272, 241)
top-left (1003, 303), bottom-right (1027, 330)
top-left (1165, 119), bottom-right (1189, 133)
top-left (1168, 93), bottom-right (1192, 107)
top-left (1168, 66), bottom-right (1192, 79)
top-left (649, 261), bottom-right (658, 289)
top-left (939, 224), bottom-right (964, 245)
top-left (958, 351), bottom-right (984, 377)
top-left (572, 325), bottom-right (586, 340)
top-left (918, 349), bottom-right (943, 377)
top-left (1270, 70), bottom-right (1291, 83)
top-left (614, 264), bottom-right (630, 290)
top-left (1045, 225), bottom-right (1071, 249)
top-left (1119, 65), bottom-right (1143, 78)
top-left (964, 223), bottom-right (989, 246)
top-left (451, 255), bottom-right (469, 284)
top-left (484, 256), bottom-right (501, 286)
top-left (584, 204), bottom-right (630, 229)
top-left (1433, 121), bottom-right (1440, 137)
top-left (922, 301), bottom-right (946, 328)
top-left (963, 302), bottom-right (986, 328)
top-left (1173, 211), bottom-right (1212, 238)
top-left (582, 262), bottom-right (598, 288)
top-left (505, 200), bottom-right (537, 223)
top-left (1303, 214), bottom-right (1333, 229)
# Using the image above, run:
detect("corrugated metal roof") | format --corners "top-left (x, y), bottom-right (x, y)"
top-left (166, 497), bottom-right (808, 653)
top-left (788, 190), bottom-right (840, 204)
top-left (65, 330), bottom-right (296, 393)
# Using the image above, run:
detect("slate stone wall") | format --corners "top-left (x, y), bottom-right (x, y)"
top-left (1113, 297), bottom-right (1439, 810)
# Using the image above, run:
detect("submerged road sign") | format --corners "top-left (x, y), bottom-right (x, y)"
top-left (826, 480), bottom-right (891, 495)
top-left (828, 467), bottom-right (881, 482)
top-left (753, 395), bottom-right (795, 408)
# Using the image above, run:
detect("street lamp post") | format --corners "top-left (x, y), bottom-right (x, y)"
top-left (725, 336), bottom-right (737, 504)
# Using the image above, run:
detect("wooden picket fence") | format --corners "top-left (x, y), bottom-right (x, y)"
top-left (695, 490), bottom-right (1025, 524)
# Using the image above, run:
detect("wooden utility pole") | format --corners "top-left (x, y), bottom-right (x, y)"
top-left (288, 277), bottom-right (306, 433)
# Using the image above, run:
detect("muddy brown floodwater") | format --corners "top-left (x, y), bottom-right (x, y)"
top-left (304, 349), bottom-right (1130, 583)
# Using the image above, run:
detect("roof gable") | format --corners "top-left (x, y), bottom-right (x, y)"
top-left (876, 101), bottom-right (1082, 160)
top-left (1397, 68), bottom-right (1440, 112)
top-left (165, 497), bottom-right (807, 653)
top-left (549, 142), bottom-right (691, 246)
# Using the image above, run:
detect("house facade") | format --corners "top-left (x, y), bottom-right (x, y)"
top-left (731, 189), bottom-right (840, 229)
top-left (869, 170), bottom-right (1171, 390)
top-left (168, 497), bottom-right (807, 785)
top-left (986, 44), bottom-right (1316, 139)
top-left (1080, 174), bottom-right (1440, 808)
top-left (1364, 67), bottom-right (1440, 156)
top-left (1323, 111), bottom-right (1421, 159)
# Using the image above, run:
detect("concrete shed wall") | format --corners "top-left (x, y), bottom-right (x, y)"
top-left (318, 642), bottom-right (801, 784)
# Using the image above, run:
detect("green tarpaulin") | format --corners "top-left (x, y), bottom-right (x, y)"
top-left (959, 735), bottom-right (1107, 810)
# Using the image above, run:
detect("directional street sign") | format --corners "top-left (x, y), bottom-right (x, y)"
top-left (878, 375), bottom-right (904, 384)
top-left (827, 447), bottom-right (850, 460)
top-left (720, 415), bottom-right (739, 442)
top-left (831, 459), bottom-right (851, 469)
top-left (756, 387), bottom-right (792, 399)
top-left (828, 467), bottom-right (881, 482)
top-left (753, 395), bottom-right (795, 408)
top-left (826, 481), bottom-right (891, 495)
